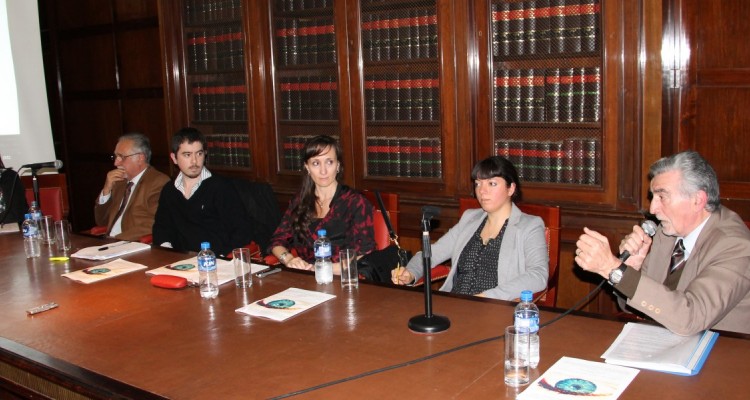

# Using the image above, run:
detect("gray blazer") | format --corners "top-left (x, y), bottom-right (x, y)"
top-left (406, 202), bottom-right (548, 300)
top-left (628, 206), bottom-right (750, 335)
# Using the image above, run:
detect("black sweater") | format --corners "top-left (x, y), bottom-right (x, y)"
top-left (152, 175), bottom-right (253, 256)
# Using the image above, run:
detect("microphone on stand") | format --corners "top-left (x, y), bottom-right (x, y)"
top-left (20, 160), bottom-right (63, 208)
top-left (20, 160), bottom-right (63, 170)
top-left (408, 206), bottom-right (450, 334)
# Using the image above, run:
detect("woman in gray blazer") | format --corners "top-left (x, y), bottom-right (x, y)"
top-left (392, 156), bottom-right (549, 300)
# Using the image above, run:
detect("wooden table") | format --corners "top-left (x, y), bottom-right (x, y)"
top-left (0, 233), bottom-right (748, 399)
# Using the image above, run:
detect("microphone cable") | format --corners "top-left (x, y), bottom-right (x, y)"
top-left (268, 281), bottom-right (607, 399)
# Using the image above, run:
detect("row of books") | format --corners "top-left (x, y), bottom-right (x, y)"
top-left (282, 134), bottom-right (339, 171)
top-left (279, 76), bottom-right (339, 121)
top-left (494, 67), bottom-right (600, 123)
top-left (366, 137), bottom-right (442, 178)
top-left (275, 18), bottom-right (336, 66)
top-left (361, 9), bottom-right (438, 62)
top-left (186, 28), bottom-right (244, 73)
top-left (205, 134), bottom-right (251, 168)
top-left (185, 0), bottom-right (243, 26)
top-left (275, 0), bottom-right (332, 13)
top-left (492, 0), bottom-right (600, 58)
top-left (495, 137), bottom-right (600, 185)
top-left (364, 73), bottom-right (440, 121)
top-left (191, 83), bottom-right (248, 122)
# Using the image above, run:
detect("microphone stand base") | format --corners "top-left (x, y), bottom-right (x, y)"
top-left (408, 314), bottom-right (451, 334)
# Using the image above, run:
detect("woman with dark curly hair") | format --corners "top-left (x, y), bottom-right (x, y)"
top-left (268, 135), bottom-right (375, 274)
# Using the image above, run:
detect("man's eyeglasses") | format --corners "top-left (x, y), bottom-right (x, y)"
top-left (111, 152), bottom-right (142, 162)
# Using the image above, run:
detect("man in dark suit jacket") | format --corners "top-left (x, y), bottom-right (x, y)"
top-left (575, 151), bottom-right (750, 335)
top-left (94, 133), bottom-right (170, 241)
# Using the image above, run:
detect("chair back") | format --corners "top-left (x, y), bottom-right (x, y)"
top-left (459, 197), bottom-right (560, 307)
top-left (21, 173), bottom-right (69, 220)
top-left (363, 190), bottom-right (399, 251)
top-left (25, 187), bottom-right (64, 221)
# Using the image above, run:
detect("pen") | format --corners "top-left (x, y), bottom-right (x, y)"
top-left (98, 241), bottom-right (128, 251)
top-left (49, 256), bottom-right (69, 261)
top-left (256, 268), bottom-right (281, 278)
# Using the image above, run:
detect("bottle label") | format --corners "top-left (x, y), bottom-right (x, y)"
top-left (22, 224), bottom-right (38, 238)
top-left (515, 315), bottom-right (539, 333)
top-left (314, 243), bottom-right (331, 258)
top-left (198, 257), bottom-right (217, 271)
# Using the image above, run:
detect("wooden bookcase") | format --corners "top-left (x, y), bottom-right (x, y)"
top-left (160, 0), bottom-right (258, 176)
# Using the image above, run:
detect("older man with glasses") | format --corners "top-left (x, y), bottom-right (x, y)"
top-left (94, 132), bottom-right (170, 241)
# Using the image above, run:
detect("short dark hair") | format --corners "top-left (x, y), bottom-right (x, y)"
top-left (120, 132), bottom-right (152, 163)
top-left (649, 150), bottom-right (720, 212)
top-left (471, 156), bottom-right (522, 202)
top-left (171, 127), bottom-right (206, 154)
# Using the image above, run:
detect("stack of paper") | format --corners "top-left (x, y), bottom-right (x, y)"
top-left (62, 259), bottom-right (148, 284)
top-left (518, 357), bottom-right (639, 400)
top-left (146, 257), bottom-right (266, 286)
top-left (0, 224), bottom-right (20, 234)
top-left (236, 288), bottom-right (336, 321)
top-left (71, 241), bottom-right (150, 261)
top-left (601, 322), bottom-right (718, 376)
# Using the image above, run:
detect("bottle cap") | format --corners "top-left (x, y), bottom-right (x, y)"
top-left (317, 229), bottom-right (327, 236)
top-left (200, 242), bottom-right (210, 250)
top-left (520, 290), bottom-right (533, 302)
top-left (24, 213), bottom-right (30, 219)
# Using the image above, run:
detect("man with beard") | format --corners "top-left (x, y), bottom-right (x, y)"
top-left (153, 127), bottom-right (253, 256)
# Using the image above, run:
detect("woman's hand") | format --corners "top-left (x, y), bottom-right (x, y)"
top-left (286, 256), bottom-right (313, 271)
top-left (391, 266), bottom-right (414, 285)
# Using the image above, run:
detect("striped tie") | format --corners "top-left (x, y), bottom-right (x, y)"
top-left (669, 239), bottom-right (686, 274)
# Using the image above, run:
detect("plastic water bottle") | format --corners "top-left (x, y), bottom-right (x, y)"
top-left (22, 213), bottom-right (41, 258)
top-left (514, 290), bottom-right (540, 368)
top-left (197, 242), bottom-right (219, 299)
top-left (28, 201), bottom-right (42, 224)
top-left (313, 229), bottom-right (333, 284)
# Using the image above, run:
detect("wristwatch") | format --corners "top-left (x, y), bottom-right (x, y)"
top-left (608, 263), bottom-right (628, 285)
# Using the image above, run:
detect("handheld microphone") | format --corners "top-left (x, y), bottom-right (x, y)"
top-left (618, 220), bottom-right (658, 261)
top-left (20, 160), bottom-right (63, 170)
top-left (421, 206), bottom-right (441, 220)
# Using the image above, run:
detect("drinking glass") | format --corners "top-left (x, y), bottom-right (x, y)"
top-left (54, 220), bottom-right (72, 255)
top-left (504, 325), bottom-right (531, 387)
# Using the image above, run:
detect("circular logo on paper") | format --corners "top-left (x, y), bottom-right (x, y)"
top-left (167, 264), bottom-right (195, 271)
top-left (554, 378), bottom-right (597, 394)
top-left (260, 299), bottom-right (296, 309)
top-left (83, 268), bottom-right (111, 275)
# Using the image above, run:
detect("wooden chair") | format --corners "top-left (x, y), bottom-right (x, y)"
top-left (418, 197), bottom-right (560, 307)
top-left (460, 198), bottom-right (560, 307)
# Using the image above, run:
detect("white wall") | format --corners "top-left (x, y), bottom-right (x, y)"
top-left (0, 0), bottom-right (56, 171)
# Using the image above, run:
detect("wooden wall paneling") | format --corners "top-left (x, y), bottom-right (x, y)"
top-left (54, 0), bottom-right (112, 30)
top-left (669, 0), bottom-right (750, 220)
top-left (116, 26), bottom-right (164, 88)
top-left (244, 1), bottom-right (272, 180)
top-left (114, 0), bottom-right (158, 21)
top-left (58, 34), bottom-right (117, 92)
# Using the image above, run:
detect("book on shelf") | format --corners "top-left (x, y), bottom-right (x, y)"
top-left (186, 27), bottom-right (244, 73)
top-left (366, 136), bottom-right (441, 178)
top-left (493, 0), bottom-right (601, 59)
top-left (362, 7), bottom-right (437, 62)
top-left (495, 137), bottom-right (599, 185)
top-left (185, 0), bottom-right (243, 25)
top-left (205, 133), bottom-right (251, 168)
top-left (496, 67), bottom-right (601, 123)
top-left (278, 76), bottom-right (338, 121)
top-left (601, 322), bottom-right (719, 376)
top-left (191, 82), bottom-right (247, 122)
top-left (275, 16), bottom-right (336, 67)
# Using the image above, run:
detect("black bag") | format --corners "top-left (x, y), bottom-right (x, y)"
top-left (357, 191), bottom-right (411, 283)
